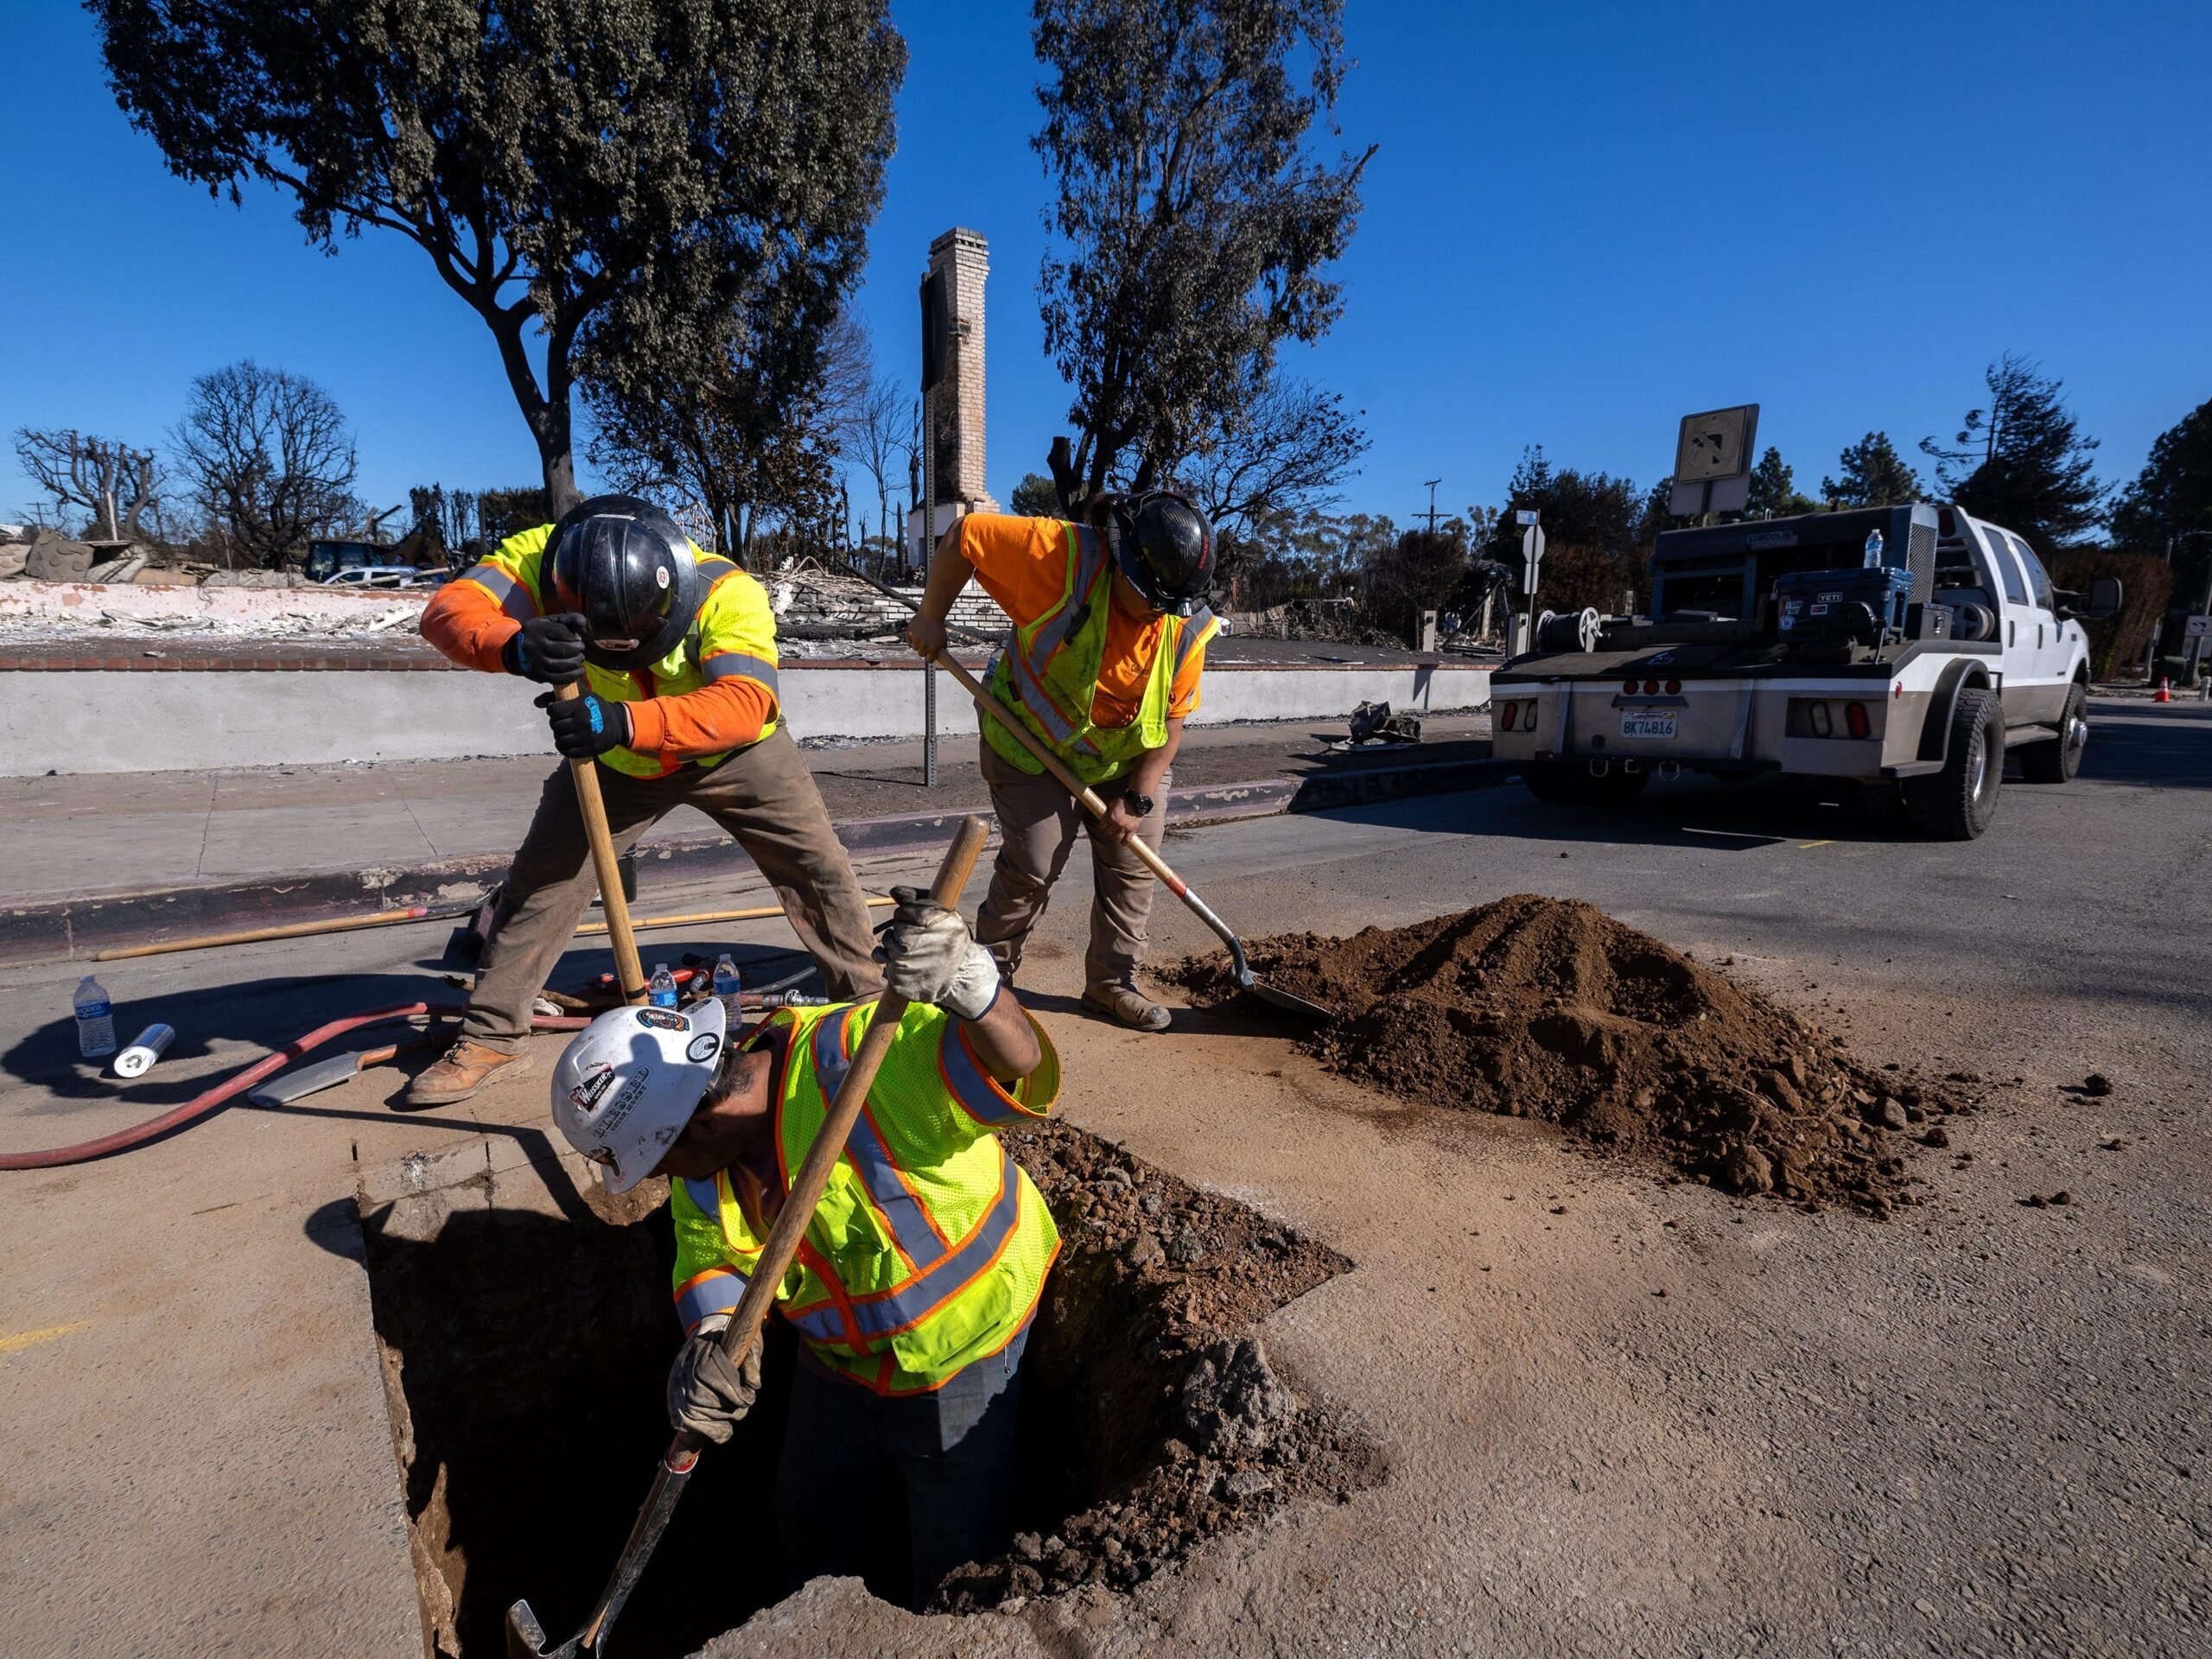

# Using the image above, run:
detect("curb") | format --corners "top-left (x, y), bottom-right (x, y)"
top-left (1, 755), bottom-right (1510, 966)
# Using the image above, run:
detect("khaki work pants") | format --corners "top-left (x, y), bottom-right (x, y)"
top-left (974, 736), bottom-right (1168, 993)
top-left (464, 726), bottom-right (884, 1049)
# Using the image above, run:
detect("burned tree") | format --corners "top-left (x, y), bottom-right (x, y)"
top-left (12, 429), bottom-right (160, 540)
top-left (171, 360), bottom-right (359, 568)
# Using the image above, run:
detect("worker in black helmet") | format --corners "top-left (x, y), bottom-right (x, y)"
top-left (906, 489), bottom-right (1218, 1031)
top-left (411, 495), bottom-right (884, 1105)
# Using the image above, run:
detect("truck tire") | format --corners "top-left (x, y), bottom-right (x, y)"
top-left (2017, 683), bottom-right (2087, 784)
top-left (1903, 686), bottom-right (2004, 839)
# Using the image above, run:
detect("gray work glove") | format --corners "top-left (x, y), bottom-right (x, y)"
top-left (880, 886), bottom-right (1001, 1020)
top-left (666, 1313), bottom-right (762, 1444)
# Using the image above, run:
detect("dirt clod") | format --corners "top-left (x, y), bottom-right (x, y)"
top-left (1167, 894), bottom-right (1960, 1217)
top-left (2083, 1073), bottom-right (2114, 1096)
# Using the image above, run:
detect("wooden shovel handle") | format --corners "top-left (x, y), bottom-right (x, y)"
top-left (927, 651), bottom-right (1201, 907)
top-left (699, 815), bottom-right (992, 1385)
top-left (556, 682), bottom-right (647, 1006)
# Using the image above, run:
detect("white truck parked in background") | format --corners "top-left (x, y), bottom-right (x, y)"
top-left (1491, 503), bottom-right (2121, 839)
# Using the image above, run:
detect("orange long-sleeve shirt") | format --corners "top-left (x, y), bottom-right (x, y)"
top-left (957, 513), bottom-right (1209, 724)
top-left (419, 525), bottom-right (781, 767)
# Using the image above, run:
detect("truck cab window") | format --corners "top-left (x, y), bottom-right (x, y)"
top-left (1983, 526), bottom-right (2028, 605)
top-left (2011, 537), bottom-right (2055, 611)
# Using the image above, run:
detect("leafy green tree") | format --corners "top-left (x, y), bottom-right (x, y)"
top-left (1821, 431), bottom-right (1922, 508)
top-left (1741, 447), bottom-right (1816, 519)
top-left (1010, 474), bottom-right (1063, 517)
top-left (1031, 0), bottom-right (1375, 496)
top-left (1922, 354), bottom-right (2103, 556)
top-left (2109, 397), bottom-right (2212, 600)
top-left (92, 0), bottom-right (905, 512)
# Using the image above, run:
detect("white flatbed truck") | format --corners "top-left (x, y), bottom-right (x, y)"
top-left (1490, 504), bottom-right (2120, 839)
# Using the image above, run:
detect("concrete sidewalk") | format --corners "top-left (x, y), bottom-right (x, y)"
top-left (2, 715), bottom-right (1503, 960)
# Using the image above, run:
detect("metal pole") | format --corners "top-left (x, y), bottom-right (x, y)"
top-left (923, 385), bottom-right (938, 788)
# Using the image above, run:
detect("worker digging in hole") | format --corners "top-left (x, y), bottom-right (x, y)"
top-left (549, 885), bottom-right (1059, 1611)
top-left (410, 494), bottom-right (884, 1106)
top-left (906, 490), bottom-right (1217, 1032)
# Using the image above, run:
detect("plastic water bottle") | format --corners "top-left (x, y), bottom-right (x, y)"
top-left (712, 954), bottom-right (743, 997)
top-left (73, 975), bottom-right (118, 1059)
top-left (648, 963), bottom-right (680, 1008)
top-left (1863, 528), bottom-right (1885, 569)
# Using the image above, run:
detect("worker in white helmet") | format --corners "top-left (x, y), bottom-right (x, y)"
top-left (549, 888), bottom-right (1059, 1609)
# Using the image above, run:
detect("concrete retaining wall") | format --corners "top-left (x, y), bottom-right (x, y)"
top-left (1, 662), bottom-right (1489, 776)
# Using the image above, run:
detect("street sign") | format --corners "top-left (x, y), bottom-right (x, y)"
top-left (2184, 613), bottom-right (2211, 640)
top-left (1515, 509), bottom-right (1539, 528)
top-left (1669, 404), bottom-right (1759, 518)
top-left (1521, 524), bottom-right (1546, 596)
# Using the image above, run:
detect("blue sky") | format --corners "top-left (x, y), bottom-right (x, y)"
top-left (3, 0), bottom-right (2209, 534)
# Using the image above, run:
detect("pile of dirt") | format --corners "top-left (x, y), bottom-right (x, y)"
top-left (932, 1123), bottom-right (1383, 1611)
top-left (1166, 893), bottom-right (1968, 1217)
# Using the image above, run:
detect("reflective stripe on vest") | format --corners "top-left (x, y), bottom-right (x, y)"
top-left (984, 522), bottom-right (1192, 785)
top-left (702, 651), bottom-right (781, 695)
top-left (778, 1004), bottom-right (1042, 1365)
top-left (460, 562), bottom-right (538, 623)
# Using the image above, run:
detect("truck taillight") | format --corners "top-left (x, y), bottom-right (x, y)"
top-left (1846, 701), bottom-right (1870, 739)
top-left (1499, 701), bottom-right (1516, 731)
top-left (1665, 678), bottom-right (1681, 695)
top-left (1643, 678), bottom-right (1660, 695)
top-left (1622, 678), bottom-right (1637, 694)
top-left (1808, 702), bottom-right (1833, 738)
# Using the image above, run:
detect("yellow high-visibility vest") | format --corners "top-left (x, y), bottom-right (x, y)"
top-left (668, 999), bottom-right (1060, 1395)
top-left (983, 521), bottom-right (1215, 786)
top-left (452, 524), bottom-right (782, 778)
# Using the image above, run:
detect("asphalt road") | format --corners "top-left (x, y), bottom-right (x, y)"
top-left (2, 696), bottom-right (2206, 1657)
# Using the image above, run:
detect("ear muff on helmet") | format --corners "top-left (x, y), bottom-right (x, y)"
top-left (1102, 489), bottom-right (1216, 617)
top-left (546, 494), bottom-right (702, 671)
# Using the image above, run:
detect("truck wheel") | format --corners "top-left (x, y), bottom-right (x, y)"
top-left (1903, 686), bottom-right (2005, 839)
top-left (2018, 683), bottom-right (2088, 783)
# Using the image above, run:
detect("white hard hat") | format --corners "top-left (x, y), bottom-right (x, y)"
top-left (550, 998), bottom-right (728, 1193)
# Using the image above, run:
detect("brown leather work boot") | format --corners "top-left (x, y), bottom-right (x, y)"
top-left (404, 1040), bottom-right (531, 1108)
top-left (1082, 982), bottom-right (1172, 1033)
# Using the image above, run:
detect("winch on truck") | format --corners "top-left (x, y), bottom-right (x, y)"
top-left (1491, 503), bottom-right (2121, 839)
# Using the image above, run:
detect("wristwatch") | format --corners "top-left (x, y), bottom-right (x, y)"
top-left (1122, 791), bottom-right (1157, 819)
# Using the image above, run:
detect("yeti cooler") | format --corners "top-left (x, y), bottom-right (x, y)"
top-left (1774, 566), bottom-right (1915, 645)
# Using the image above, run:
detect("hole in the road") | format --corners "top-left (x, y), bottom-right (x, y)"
top-left (358, 1122), bottom-right (1375, 1656)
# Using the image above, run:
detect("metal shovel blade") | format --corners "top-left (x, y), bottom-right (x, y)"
top-left (245, 1052), bottom-right (364, 1106)
top-left (505, 1599), bottom-right (576, 1659)
top-left (1237, 968), bottom-right (1338, 1025)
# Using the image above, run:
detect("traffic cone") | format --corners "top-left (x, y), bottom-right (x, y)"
top-left (2155, 677), bottom-right (2172, 702)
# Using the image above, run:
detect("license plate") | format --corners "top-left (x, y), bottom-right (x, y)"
top-left (1620, 712), bottom-right (1677, 741)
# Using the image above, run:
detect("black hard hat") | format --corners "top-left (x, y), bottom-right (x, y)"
top-left (1106, 490), bottom-right (1215, 617)
top-left (545, 495), bottom-right (700, 671)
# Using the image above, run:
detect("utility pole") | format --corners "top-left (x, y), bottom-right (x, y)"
top-left (1422, 479), bottom-right (1443, 539)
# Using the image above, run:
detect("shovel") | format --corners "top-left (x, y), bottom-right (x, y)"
top-left (556, 681), bottom-right (649, 1006)
top-left (245, 1035), bottom-right (442, 1106)
top-left (505, 815), bottom-right (993, 1659)
top-left (926, 650), bottom-right (1334, 1025)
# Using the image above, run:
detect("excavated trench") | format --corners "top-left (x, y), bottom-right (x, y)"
top-left (357, 1123), bottom-right (1374, 1657)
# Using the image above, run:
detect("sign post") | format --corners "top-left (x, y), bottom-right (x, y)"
top-left (919, 270), bottom-right (950, 787)
top-left (1512, 510), bottom-right (1544, 657)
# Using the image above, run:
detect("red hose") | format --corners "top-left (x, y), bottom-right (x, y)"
top-left (0, 1001), bottom-right (588, 1171)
